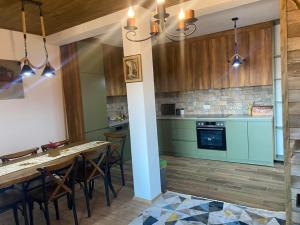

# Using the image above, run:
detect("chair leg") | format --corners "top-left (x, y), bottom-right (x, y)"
top-left (83, 181), bottom-right (91, 217)
top-left (108, 169), bottom-right (117, 198)
top-left (13, 207), bottom-right (20, 225)
top-left (28, 201), bottom-right (34, 225)
top-left (43, 203), bottom-right (51, 225)
top-left (104, 176), bottom-right (110, 207)
top-left (53, 200), bottom-right (60, 220)
top-left (67, 194), bottom-right (72, 210)
top-left (120, 163), bottom-right (125, 186)
top-left (70, 193), bottom-right (79, 225)
top-left (88, 180), bottom-right (94, 199)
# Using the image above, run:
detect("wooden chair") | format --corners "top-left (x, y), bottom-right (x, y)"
top-left (27, 156), bottom-right (79, 225)
top-left (0, 147), bottom-right (39, 163)
top-left (76, 145), bottom-right (117, 217)
top-left (0, 186), bottom-right (28, 225)
top-left (41, 140), bottom-right (69, 152)
top-left (103, 132), bottom-right (127, 186)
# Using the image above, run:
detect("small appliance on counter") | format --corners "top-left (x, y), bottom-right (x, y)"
top-left (176, 108), bottom-right (185, 116)
top-left (161, 104), bottom-right (176, 116)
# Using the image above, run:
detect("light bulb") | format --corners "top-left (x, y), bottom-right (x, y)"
top-left (128, 6), bottom-right (135, 18)
top-left (178, 9), bottom-right (185, 21)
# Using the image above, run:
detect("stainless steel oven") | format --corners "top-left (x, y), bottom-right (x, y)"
top-left (196, 121), bottom-right (227, 151)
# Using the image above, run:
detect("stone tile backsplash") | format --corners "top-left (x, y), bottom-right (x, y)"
top-left (107, 86), bottom-right (273, 117)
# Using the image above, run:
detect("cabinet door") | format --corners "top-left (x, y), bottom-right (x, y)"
top-left (157, 120), bottom-right (172, 154)
top-left (248, 121), bottom-right (274, 164)
top-left (249, 25), bottom-right (273, 86)
top-left (103, 44), bottom-right (126, 96)
top-left (228, 31), bottom-right (250, 87)
top-left (152, 45), bottom-right (170, 92)
top-left (226, 121), bottom-right (249, 161)
top-left (187, 38), bottom-right (211, 90)
top-left (209, 35), bottom-right (230, 89)
top-left (167, 42), bottom-right (192, 92)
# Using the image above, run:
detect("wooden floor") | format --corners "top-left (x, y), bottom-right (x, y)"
top-left (0, 155), bottom-right (285, 225)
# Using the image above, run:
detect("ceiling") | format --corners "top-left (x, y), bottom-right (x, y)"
top-left (0, 0), bottom-right (190, 35)
top-left (95, 0), bottom-right (279, 46)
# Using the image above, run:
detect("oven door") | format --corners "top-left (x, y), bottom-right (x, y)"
top-left (196, 127), bottom-right (227, 151)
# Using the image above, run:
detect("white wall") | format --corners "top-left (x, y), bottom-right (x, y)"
top-left (0, 28), bottom-right (66, 155)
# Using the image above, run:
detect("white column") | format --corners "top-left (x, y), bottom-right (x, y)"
top-left (122, 6), bottom-right (161, 201)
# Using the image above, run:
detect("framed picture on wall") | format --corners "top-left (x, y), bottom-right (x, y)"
top-left (0, 59), bottom-right (24, 100)
top-left (123, 54), bottom-right (142, 83)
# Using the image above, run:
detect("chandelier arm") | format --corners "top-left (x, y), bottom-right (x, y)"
top-left (164, 23), bottom-right (197, 38)
top-left (126, 31), bottom-right (158, 42)
top-left (184, 24), bottom-right (197, 36)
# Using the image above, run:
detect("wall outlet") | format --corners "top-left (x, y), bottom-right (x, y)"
top-left (203, 104), bottom-right (211, 110)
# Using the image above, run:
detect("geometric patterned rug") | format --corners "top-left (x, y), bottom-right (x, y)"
top-left (129, 191), bottom-right (286, 225)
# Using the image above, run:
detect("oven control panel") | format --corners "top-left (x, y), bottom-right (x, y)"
top-left (196, 121), bottom-right (225, 127)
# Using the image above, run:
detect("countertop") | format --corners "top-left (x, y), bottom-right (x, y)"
top-left (157, 114), bottom-right (273, 121)
top-left (108, 119), bottom-right (129, 127)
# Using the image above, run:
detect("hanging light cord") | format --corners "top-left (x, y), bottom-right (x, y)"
top-left (21, 0), bottom-right (28, 59)
top-left (39, 4), bottom-right (49, 62)
top-left (234, 19), bottom-right (238, 55)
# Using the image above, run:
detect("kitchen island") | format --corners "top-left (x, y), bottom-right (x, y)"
top-left (157, 115), bottom-right (274, 166)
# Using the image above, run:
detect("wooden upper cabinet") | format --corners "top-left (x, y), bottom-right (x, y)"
top-left (209, 35), bottom-right (230, 89)
top-left (228, 31), bottom-right (250, 87)
top-left (102, 44), bottom-right (126, 96)
top-left (152, 45), bottom-right (170, 92)
top-left (248, 23), bottom-right (273, 86)
top-left (187, 38), bottom-right (211, 90)
top-left (153, 42), bottom-right (192, 92)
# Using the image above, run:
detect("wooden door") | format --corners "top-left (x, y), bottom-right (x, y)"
top-left (103, 44), bottom-right (126, 96)
top-left (209, 35), bottom-right (230, 89)
top-left (228, 31), bottom-right (250, 87)
top-left (249, 24), bottom-right (273, 86)
top-left (187, 38), bottom-right (211, 90)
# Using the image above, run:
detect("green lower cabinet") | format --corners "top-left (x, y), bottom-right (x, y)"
top-left (198, 149), bottom-right (227, 161)
top-left (157, 120), bottom-right (173, 155)
top-left (248, 121), bottom-right (274, 166)
top-left (226, 121), bottom-right (249, 161)
top-left (171, 141), bottom-right (198, 158)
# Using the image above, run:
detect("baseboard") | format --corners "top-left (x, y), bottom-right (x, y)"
top-left (133, 192), bottom-right (162, 204)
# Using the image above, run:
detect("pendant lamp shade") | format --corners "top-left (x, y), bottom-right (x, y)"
top-left (41, 63), bottom-right (55, 77)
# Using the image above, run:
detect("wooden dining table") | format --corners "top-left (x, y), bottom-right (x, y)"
top-left (0, 141), bottom-right (110, 189)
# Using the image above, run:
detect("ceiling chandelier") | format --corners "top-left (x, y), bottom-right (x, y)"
top-left (20, 0), bottom-right (55, 78)
top-left (124, 0), bottom-right (198, 42)
top-left (229, 17), bottom-right (245, 68)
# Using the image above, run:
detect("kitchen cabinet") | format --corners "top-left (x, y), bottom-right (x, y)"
top-left (152, 22), bottom-right (273, 92)
top-left (248, 121), bottom-right (274, 164)
top-left (157, 117), bottom-right (274, 166)
top-left (152, 45), bottom-right (170, 93)
top-left (152, 42), bottom-right (192, 92)
top-left (226, 121), bottom-right (249, 161)
top-left (77, 39), bottom-right (108, 139)
top-left (209, 35), bottom-right (230, 89)
top-left (248, 25), bottom-right (273, 86)
top-left (103, 44), bottom-right (126, 96)
top-left (228, 31), bottom-right (250, 87)
top-left (187, 38), bottom-right (211, 90)
top-left (157, 119), bottom-right (173, 154)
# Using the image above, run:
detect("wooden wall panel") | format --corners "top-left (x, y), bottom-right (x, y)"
top-left (60, 43), bottom-right (85, 143)
top-left (283, 0), bottom-right (300, 223)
